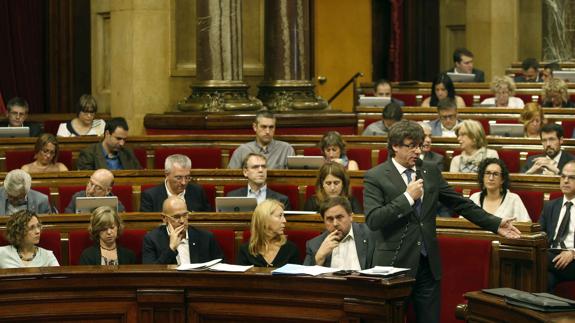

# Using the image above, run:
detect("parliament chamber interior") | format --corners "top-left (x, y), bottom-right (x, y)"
top-left (1, 1), bottom-right (575, 322)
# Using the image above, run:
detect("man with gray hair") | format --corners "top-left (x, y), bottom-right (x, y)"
top-left (64, 169), bottom-right (126, 214)
top-left (0, 170), bottom-right (51, 215)
top-left (140, 154), bottom-right (212, 212)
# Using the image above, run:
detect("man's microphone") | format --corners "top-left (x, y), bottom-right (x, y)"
top-left (415, 158), bottom-right (423, 181)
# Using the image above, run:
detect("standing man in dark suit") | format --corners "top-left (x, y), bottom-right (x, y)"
top-left (142, 196), bottom-right (223, 264)
top-left (522, 123), bottom-right (575, 175)
top-left (0, 97), bottom-right (42, 137)
top-left (225, 153), bottom-right (291, 209)
top-left (140, 154), bottom-right (212, 212)
top-left (539, 161), bottom-right (575, 291)
top-left (364, 120), bottom-right (520, 323)
top-left (304, 196), bottom-right (373, 270)
top-left (449, 48), bottom-right (485, 82)
top-left (77, 117), bottom-right (142, 170)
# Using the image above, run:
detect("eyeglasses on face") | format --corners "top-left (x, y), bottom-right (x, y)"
top-left (173, 175), bottom-right (192, 182)
top-left (484, 171), bottom-right (501, 178)
top-left (560, 174), bottom-right (575, 181)
top-left (28, 223), bottom-right (43, 231)
top-left (399, 142), bottom-right (423, 150)
top-left (164, 212), bottom-right (190, 221)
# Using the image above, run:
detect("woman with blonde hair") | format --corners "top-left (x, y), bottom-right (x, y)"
top-left (318, 131), bottom-right (359, 170)
top-left (450, 119), bottom-right (499, 173)
top-left (79, 206), bottom-right (136, 265)
top-left (21, 133), bottom-right (68, 173)
top-left (237, 199), bottom-right (299, 267)
top-left (304, 162), bottom-right (362, 213)
top-left (0, 210), bottom-right (59, 268)
top-left (480, 76), bottom-right (524, 108)
top-left (542, 78), bottom-right (574, 107)
top-left (519, 102), bottom-right (545, 138)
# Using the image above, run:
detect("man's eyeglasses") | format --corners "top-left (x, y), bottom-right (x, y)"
top-left (164, 212), bottom-right (190, 221)
top-left (174, 175), bottom-right (193, 182)
top-left (484, 171), bottom-right (501, 178)
top-left (560, 174), bottom-right (575, 181)
top-left (9, 111), bottom-right (26, 117)
top-left (439, 114), bottom-right (457, 121)
top-left (81, 110), bottom-right (96, 115)
top-left (399, 143), bottom-right (423, 150)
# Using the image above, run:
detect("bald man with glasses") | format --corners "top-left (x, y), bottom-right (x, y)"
top-left (140, 154), bottom-right (212, 212)
top-left (142, 196), bottom-right (223, 264)
top-left (64, 169), bottom-right (125, 214)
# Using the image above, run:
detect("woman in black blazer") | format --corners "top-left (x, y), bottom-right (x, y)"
top-left (79, 206), bottom-right (136, 265)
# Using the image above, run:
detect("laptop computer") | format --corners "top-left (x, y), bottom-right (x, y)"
top-left (75, 196), bottom-right (119, 214)
top-left (553, 71), bottom-right (575, 83)
top-left (215, 197), bottom-right (258, 213)
top-left (446, 72), bottom-right (476, 82)
top-left (287, 156), bottom-right (325, 169)
top-left (489, 123), bottom-right (524, 137)
top-left (358, 96), bottom-right (391, 107)
top-left (0, 127), bottom-right (30, 138)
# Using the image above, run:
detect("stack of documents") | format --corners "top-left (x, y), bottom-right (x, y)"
top-left (359, 266), bottom-right (409, 277)
top-left (176, 259), bottom-right (253, 272)
top-left (271, 264), bottom-right (340, 276)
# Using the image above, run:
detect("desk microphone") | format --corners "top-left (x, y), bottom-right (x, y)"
top-left (415, 158), bottom-right (423, 181)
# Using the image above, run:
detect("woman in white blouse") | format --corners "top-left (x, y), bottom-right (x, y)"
top-left (0, 210), bottom-right (60, 268)
top-left (469, 158), bottom-right (531, 222)
top-left (450, 119), bottom-right (498, 173)
top-left (480, 76), bottom-right (524, 108)
top-left (57, 94), bottom-right (106, 137)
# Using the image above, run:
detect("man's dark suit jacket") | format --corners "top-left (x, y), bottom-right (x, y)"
top-left (77, 142), bottom-right (142, 170)
top-left (140, 183), bottom-right (212, 212)
top-left (539, 197), bottom-right (567, 247)
top-left (0, 121), bottom-right (42, 137)
top-left (226, 186), bottom-right (291, 210)
top-left (423, 151), bottom-right (444, 171)
top-left (142, 225), bottom-right (223, 264)
top-left (303, 222), bottom-right (374, 269)
top-left (364, 159), bottom-right (501, 280)
top-left (521, 152), bottom-right (575, 174)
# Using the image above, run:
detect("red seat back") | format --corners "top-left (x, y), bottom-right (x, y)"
top-left (347, 148), bottom-right (372, 170)
top-left (32, 186), bottom-right (51, 197)
top-left (111, 185), bottom-right (133, 212)
top-left (43, 120), bottom-right (67, 135)
top-left (154, 148), bottom-right (222, 169)
top-left (133, 148), bottom-right (147, 169)
top-left (393, 93), bottom-right (418, 106)
top-left (223, 184), bottom-right (244, 196)
top-left (549, 191), bottom-right (563, 202)
top-left (363, 118), bottom-right (379, 129)
top-left (561, 120), bottom-right (575, 138)
top-left (498, 150), bottom-right (520, 173)
top-left (377, 149), bottom-right (389, 164)
top-left (6, 150), bottom-right (71, 171)
top-left (305, 186), bottom-right (316, 200)
top-left (242, 229), bottom-right (321, 263)
top-left (117, 229), bottom-right (147, 264)
top-left (210, 229), bottom-right (236, 264)
top-left (516, 190), bottom-right (544, 222)
top-left (555, 281), bottom-right (575, 300)
top-left (303, 147), bottom-right (322, 156)
top-left (202, 184), bottom-right (216, 210)
top-left (268, 184), bottom-right (300, 210)
top-left (0, 230), bottom-right (63, 265)
top-left (68, 230), bottom-right (92, 265)
top-left (58, 186), bottom-right (85, 213)
top-left (438, 236), bottom-right (491, 323)
top-left (351, 186), bottom-right (364, 209)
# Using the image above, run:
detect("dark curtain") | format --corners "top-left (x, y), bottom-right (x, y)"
top-left (389, 0), bottom-right (404, 81)
top-left (402, 0), bottom-right (439, 81)
top-left (0, 0), bottom-right (46, 113)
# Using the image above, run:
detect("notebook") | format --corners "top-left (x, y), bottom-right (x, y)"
top-left (446, 72), bottom-right (476, 82)
top-left (489, 123), bottom-right (524, 137)
top-left (358, 96), bottom-right (391, 107)
top-left (287, 156), bottom-right (325, 169)
top-left (215, 197), bottom-right (258, 212)
top-left (75, 196), bottom-right (119, 214)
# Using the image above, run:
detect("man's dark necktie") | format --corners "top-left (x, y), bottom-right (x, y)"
top-left (404, 168), bottom-right (422, 216)
top-left (554, 201), bottom-right (573, 248)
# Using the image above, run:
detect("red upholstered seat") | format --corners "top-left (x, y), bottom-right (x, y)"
top-left (58, 185), bottom-right (85, 213)
top-left (377, 149), bottom-right (389, 164)
top-left (0, 230), bottom-right (62, 264)
top-left (498, 150), bottom-right (520, 173)
top-left (347, 148), bottom-right (372, 170)
top-left (43, 119), bottom-right (67, 135)
top-left (554, 281), bottom-right (575, 300)
top-left (515, 190), bottom-right (544, 222)
top-left (133, 148), bottom-right (147, 169)
top-left (303, 147), bottom-right (322, 156)
top-left (202, 184), bottom-right (216, 210)
top-left (549, 191), bottom-right (563, 201)
top-left (527, 150), bottom-right (543, 159)
top-left (478, 119), bottom-right (490, 134)
top-left (460, 94), bottom-right (474, 107)
top-left (5, 150), bottom-right (73, 171)
top-left (363, 118), bottom-right (379, 129)
top-left (210, 229), bottom-right (236, 264)
top-left (393, 93), bottom-right (418, 106)
top-left (561, 120), bottom-right (575, 138)
top-left (351, 186), bottom-right (364, 208)
top-left (68, 229), bottom-right (146, 265)
top-left (154, 147), bottom-right (222, 169)
top-left (268, 184), bottom-right (300, 210)
top-left (223, 184), bottom-right (244, 196)
top-left (111, 185), bottom-right (133, 212)
top-left (305, 186), bottom-right (316, 200)
top-left (32, 186), bottom-right (51, 197)
top-left (438, 236), bottom-right (491, 323)
top-left (242, 229), bottom-right (321, 263)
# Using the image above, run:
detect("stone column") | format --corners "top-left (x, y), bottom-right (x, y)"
top-left (178, 0), bottom-right (262, 112)
top-left (257, 0), bottom-right (327, 111)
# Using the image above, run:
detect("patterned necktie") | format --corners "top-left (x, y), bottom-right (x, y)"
top-left (404, 168), bottom-right (421, 216)
top-left (554, 201), bottom-right (573, 248)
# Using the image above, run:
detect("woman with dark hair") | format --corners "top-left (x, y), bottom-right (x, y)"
top-left (21, 133), bottom-right (68, 173)
top-left (304, 162), bottom-right (362, 213)
top-left (469, 158), bottom-right (530, 222)
top-left (0, 210), bottom-right (59, 268)
top-left (79, 206), bottom-right (136, 265)
top-left (237, 199), bottom-right (299, 267)
top-left (421, 73), bottom-right (466, 108)
top-left (57, 94), bottom-right (106, 137)
top-left (319, 131), bottom-right (359, 171)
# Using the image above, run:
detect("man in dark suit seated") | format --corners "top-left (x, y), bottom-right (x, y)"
top-left (303, 196), bottom-right (374, 270)
top-left (514, 57), bottom-right (542, 83)
top-left (364, 120), bottom-right (520, 323)
top-left (64, 169), bottom-right (125, 214)
top-left (522, 123), bottom-right (575, 175)
top-left (142, 196), bottom-right (223, 264)
top-left (540, 161), bottom-right (575, 292)
top-left (140, 154), bottom-right (212, 212)
top-left (448, 47), bottom-right (485, 82)
top-left (77, 117), bottom-right (141, 170)
top-left (226, 153), bottom-right (290, 209)
top-left (0, 97), bottom-right (42, 137)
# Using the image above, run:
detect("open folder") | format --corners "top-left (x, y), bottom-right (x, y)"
top-left (176, 259), bottom-right (253, 272)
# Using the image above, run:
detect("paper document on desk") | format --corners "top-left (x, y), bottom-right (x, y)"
top-left (359, 266), bottom-right (409, 277)
top-left (209, 263), bottom-right (253, 272)
top-left (271, 264), bottom-right (340, 276)
top-left (176, 258), bottom-right (222, 271)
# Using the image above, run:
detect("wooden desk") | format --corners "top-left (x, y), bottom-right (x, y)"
top-left (458, 290), bottom-right (575, 322)
top-left (0, 266), bottom-right (414, 323)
